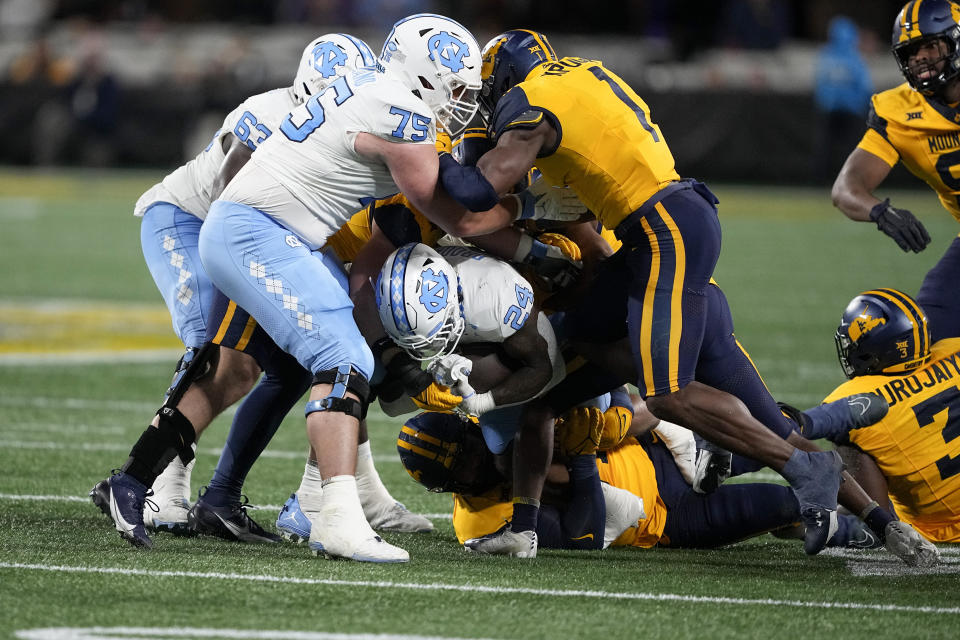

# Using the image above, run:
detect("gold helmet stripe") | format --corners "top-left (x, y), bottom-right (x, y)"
top-left (517, 29), bottom-right (557, 62)
top-left (862, 289), bottom-right (923, 362)
top-left (875, 287), bottom-right (929, 355)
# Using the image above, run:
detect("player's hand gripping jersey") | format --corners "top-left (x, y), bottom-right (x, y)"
top-left (859, 83), bottom-right (960, 221)
top-left (221, 68), bottom-right (438, 249)
top-left (134, 88), bottom-right (299, 220)
top-left (487, 56), bottom-right (680, 231)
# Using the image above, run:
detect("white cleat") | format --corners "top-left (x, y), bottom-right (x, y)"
top-left (365, 500), bottom-right (434, 533)
top-left (464, 524), bottom-right (537, 558)
top-left (601, 482), bottom-right (644, 549)
top-left (884, 521), bottom-right (940, 567)
top-left (143, 454), bottom-right (194, 534)
top-left (305, 491), bottom-right (408, 563)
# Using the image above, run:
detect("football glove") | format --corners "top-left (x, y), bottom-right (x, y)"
top-left (599, 405), bottom-right (632, 451)
top-left (412, 382), bottom-right (464, 412)
top-left (556, 406), bottom-right (605, 457)
top-left (374, 349), bottom-right (433, 402)
top-left (428, 353), bottom-right (473, 387)
top-left (514, 179), bottom-right (587, 222)
top-left (515, 234), bottom-right (583, 291)
top-left (869, 199), bottom-right (930, 253)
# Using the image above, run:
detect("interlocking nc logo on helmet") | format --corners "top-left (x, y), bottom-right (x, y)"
top-left (311, 41), bottom-right (348, 78)
top-left (419, 268), bottom-right (449, 313)
top-left (428, 31), bottom-right (469, 73)
top-left (848, 305), bottom-right (887, 342)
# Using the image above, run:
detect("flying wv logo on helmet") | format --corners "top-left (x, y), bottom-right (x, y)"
top-left (428, 32), bottom-right (469, 73)
top-left (419, 268), bottom-right (449, 313)
top-left (310, 41), bottom-right (348, 78)
top-left (849, 306), bottom-right (887, 342)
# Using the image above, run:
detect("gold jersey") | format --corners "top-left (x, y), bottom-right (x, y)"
top-left (450, 438), bottom-right (667, 547)
top-left (490, 57), bottom-right (680, 231)
top-left (858, 83), bottom-right (960, 222)
top-left (824, 337), bottom-right (960, 542)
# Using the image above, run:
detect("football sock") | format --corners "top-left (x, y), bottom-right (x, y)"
top-left (356, 440), bottom-right (395, 512)
top-left (861, 501), bottom-right (895, 541)
top-left (511, 498), bottom-right (540, 533)
top-left (560, 454), bottom-right (605, 549)
top-left (203, 366), bottom-right (307, 507)
top-left (298, 458), bottom-right (324, 497)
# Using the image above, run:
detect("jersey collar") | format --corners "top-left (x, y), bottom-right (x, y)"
top-left (924, 94), bottom-right (960, 125)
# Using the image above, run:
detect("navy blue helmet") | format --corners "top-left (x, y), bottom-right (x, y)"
top-left (835, 288), bottom-right (931, 378)
top-left (397, 412), bottom-right (501, 495)
top-left (479, 29), bottom-right (557, 121)
top-left (892, 0), bottom-right (960, 95)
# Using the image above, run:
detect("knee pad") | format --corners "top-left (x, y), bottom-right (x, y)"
top-left (163, 342), bottom-right (217, 409)
top-left (305, 365), bottom-right (371, 421)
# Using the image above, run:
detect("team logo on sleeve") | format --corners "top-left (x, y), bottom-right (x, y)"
top-left (428, 32), bottom-right (469, 73)
top-left (311, 41), bottom-right (348, 78)
top-left (419, 268), bottom-right (449, 313)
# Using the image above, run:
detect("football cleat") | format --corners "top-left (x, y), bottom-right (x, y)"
top-left (464, 523), bottom-right (538, 558)
top-left (143, 457), bottom-right (194, 535)
top-left (90, 473), bottom-right (154, 549)
top-left (188, 490), bottom-right (281, 544)
top-left (307, 495), bottom-right (409, 563)
top-left (788, 450), bottom-right (844, 555)
top-left (692, 448), bottom-right (732, 494)
top-left (884, 521), bottom-right (941, 567)
top-left (276, 493), bottom-right (312, 543)
top-left (600, 482), bottom-right (643, 549)
top-left (827, 513), bottom-right (882, 550)
top-left (365, 500), bottom-right (435, 534)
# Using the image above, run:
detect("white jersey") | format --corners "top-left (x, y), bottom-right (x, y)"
top-left (133, 87), bottom-right (298, 220)
top-left (437, 246), bottom-right (566, 396)
top-left (220, 69), bottom-right (436, 249)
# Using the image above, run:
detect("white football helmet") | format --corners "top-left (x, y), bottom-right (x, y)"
top-left (376, 243), bottom-right (464, 362)
top-left (292, 33), bottom-right (377, 103)
top-left (378, 14), bottom-right (482, 136)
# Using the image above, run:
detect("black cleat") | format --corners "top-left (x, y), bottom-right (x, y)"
top-left (90, 473), bottom-right (154, 549)
top-left (188, 490), bottom-right (281, 544)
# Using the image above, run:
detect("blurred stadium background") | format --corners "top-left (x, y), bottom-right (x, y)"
top-left (0, 0), bottom-right (922, 185)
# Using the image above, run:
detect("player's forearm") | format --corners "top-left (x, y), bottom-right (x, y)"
top-left (487, 362), bottom-right (552, 407)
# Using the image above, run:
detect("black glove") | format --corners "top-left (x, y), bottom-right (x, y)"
top-left (373, 346), bottom-right (433, 403)
top-left (869, 199), bottom-right (931, 253)
top-left (526, 253), bottom-right (583, 290)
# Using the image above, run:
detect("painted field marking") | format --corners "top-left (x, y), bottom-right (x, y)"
top-left (0, 493), bottom-right (451, 520)
top-left (15, 627), bottom-right (497, 640)
top-left (2, 562), bottom-right (959, 614)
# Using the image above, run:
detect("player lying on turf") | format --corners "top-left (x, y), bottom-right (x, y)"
top-left (389, 396), bottom-right (882, 555)
top-left (803, 288), bottom-right (958, 547)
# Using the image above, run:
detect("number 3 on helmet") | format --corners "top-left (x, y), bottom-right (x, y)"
top-left (376, 243), bottom-right (464, 362)
top-left (835, 288), bottom-right (932, 379)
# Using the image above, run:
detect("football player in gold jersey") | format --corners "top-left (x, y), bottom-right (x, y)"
top-left (437, 28), bottom-right (872, 558)
top-left (823, 288), bottom-right (959, 545)
top-left (833, 0), bottom-right (960, 345)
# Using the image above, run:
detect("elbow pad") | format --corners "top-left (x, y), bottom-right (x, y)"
top-left (438, 152), bottom-right (500, 212)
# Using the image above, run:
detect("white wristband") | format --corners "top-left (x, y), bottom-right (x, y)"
top-left (513, 233), bottom-right (534, 261)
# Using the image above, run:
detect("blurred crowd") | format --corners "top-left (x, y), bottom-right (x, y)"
top-left (0, 0), bottom-right (903, 173)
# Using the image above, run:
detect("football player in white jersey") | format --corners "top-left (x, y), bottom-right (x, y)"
top-left (374, 242), bottom-right (566, 557)
top-left (195, 14), bottom-right (533, 563)
top-left (90, 34), bottom-right (434, 550)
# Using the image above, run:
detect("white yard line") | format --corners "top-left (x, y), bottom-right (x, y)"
top-left (0, 493), bottom-right (451, 520)
top-left (15, 628), bottom-right (496, 640)
top-left (1, 561), bottom-right (958, 614)
top-left (0, 350), bottom-right (181, 366)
